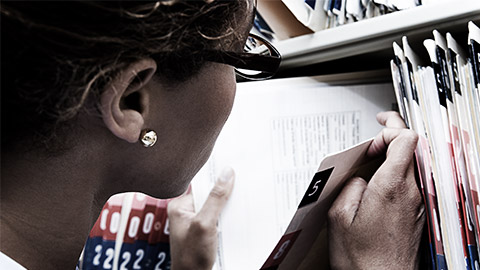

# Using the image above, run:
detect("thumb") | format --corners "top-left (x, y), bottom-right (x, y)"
top-left (196, 167), bottom-right (235, 227)
top-left (328, 177), bottom-right (367, 226)
top-left (376, 111), bottom-right (407, 128)
top-left (167, 186), bottom-right (195, 228)
top-left (168, 185), bottom-right (194, 212)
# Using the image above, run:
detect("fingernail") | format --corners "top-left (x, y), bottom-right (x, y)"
top-left (218, 167), bottom-right (234, 183)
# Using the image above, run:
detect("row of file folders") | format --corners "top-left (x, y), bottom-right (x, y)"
top-left (252, 0), bottom-right (427, 41)
top-left (77, 193), bottom-right (172, 270)
top-left (391, 21), bottom-right (480, 270)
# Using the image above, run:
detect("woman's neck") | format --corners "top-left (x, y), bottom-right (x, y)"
top-left (1, 150), bottom-right (106, 269)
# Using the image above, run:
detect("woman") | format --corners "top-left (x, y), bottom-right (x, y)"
top-left (0, 1), bottom-right (424, 269)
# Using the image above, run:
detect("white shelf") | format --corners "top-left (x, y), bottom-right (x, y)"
top-left (275, 0), bottom-right (480, 69)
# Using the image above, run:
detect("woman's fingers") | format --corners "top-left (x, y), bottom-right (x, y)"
top-left (376, 111), bottom-right (406, 128)
top-left (328, 112), bottom-right (424, 270)
top-left (368, 111), bottom-right (417, 157)
top-left (328, 177), bottom-right (368, 227)
top-left (363, 124), bottom-right (421, 219)
top-left (196, 167), bottom-right (235, 228)
top-left (168, 168), bottom-right (235, 270)
top-left (168, 186), bottom-right (194, 213)
top-left (368, 127), bottom-right (418, 158)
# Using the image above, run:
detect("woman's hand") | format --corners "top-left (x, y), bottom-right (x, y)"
top-left (328, 111), bottom-right (425, 270)
top-left (168, 168), bottom-right (235, 270)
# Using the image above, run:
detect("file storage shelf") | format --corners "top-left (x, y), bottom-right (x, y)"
top-left (275, 0), bottom-right (480, 70)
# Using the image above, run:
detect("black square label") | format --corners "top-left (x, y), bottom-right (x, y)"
top-left (298, 167), bottom-right (334, 209)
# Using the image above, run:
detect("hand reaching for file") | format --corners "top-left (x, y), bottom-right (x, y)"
top-left (168, 168), bottom-right (235, 270)
top-left (328, 111), bottom-right (425, 270)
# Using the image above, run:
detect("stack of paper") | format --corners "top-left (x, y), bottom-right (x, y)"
top-left (390, 21), bottom-right (480, 270)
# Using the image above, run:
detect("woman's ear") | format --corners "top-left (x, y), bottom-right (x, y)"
top-left (100, 58), bottom-right (157, 143)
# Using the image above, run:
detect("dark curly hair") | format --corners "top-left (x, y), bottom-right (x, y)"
top-left (1, 0), bottom-right (250, 153)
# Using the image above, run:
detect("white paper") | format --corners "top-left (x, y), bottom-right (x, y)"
top-left (192, 75), bottom-right (396, 270)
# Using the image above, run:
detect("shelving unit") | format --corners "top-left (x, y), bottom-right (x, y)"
top-left (275, 0), bottom-right (480, 70)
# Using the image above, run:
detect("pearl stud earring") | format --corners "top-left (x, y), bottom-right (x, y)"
top-left (139, 129), bottom-right (157, 147)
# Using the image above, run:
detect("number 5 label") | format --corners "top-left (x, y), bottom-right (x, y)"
top-left (298, 167), bottom-right (334, 209)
